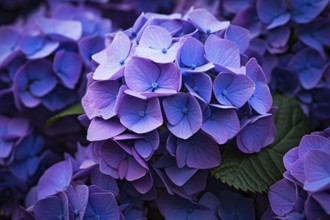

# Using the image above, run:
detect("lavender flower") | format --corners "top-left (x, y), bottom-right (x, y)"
top-left (269, 129), bottom-right (330, 219)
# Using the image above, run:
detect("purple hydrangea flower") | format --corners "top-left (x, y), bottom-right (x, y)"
top-left (135, 25), bottom-right (179, 63)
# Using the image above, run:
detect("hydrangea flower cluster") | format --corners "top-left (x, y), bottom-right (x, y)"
top-left (203, 0), bottom-right (330, 130)
top-left (268, 128), bottom-right (330, 219)
top-left (0, 1), bottom-right (110, 116)
top-left (81, 7), bottom-right (275, 208)
top-left (18, 143), bottom-right (267, 219)
top-left (0, 116), bottom-right (62, 217)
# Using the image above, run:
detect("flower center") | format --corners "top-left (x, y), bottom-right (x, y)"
top-left (191, 64), bottom-right (197, 70)
top-left (192, 86), bottom-right (198, 92)
top-left (205, 29), bottom-right (211, 35)
top-left (151, 82), bottom-right (158, 91)
top-left (222, 90), bottom-right (228, 96)
top-left (139, 111), bottom-right (146, 118)
top-left (119, 59), bottom-right (125, 65)
top-left (162, 48), bottom-right (167, 54)
top-left (182, 107), bottom-right (189, 114)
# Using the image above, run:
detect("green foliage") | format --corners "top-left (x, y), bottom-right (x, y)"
top-left (46, 103), bottom-right (84, 127)
top-left (211, 95), bottom-right (309, 193)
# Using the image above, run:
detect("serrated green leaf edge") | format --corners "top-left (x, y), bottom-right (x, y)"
top-left (211, 95), bottom-right (309, 193)
top-left (46, 103), bottom-right (84, 127)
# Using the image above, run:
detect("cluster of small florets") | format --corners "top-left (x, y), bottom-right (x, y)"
top-left (208, 0), bottom-right (330, 129)
top-left (268, 128), bottom-right (330, 219)
top-left (81, 7), bottom-right (275, 205)
top-left (0, 1), bottom-right (110, 115)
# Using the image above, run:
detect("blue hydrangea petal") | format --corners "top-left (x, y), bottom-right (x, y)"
top-left (53, 50), bottom-right (83, 89)
top-left (298, 134), bottom-right (330, 157)
top-left (205, 35), bottom-right (241, 69)
top-left (38, 160), bottom-right (73, 200)
top-left (225, 25), bottom-right (250, 53)
top-left (188, 8), bottom-right (229, 34)
top-left (268, 179), bottom-right (297, 216)
top-left (66, 185), bottom-right (89, 220)
top-left (289, 0), bottom-right (329, 24)
top-left (165, 165), bottom-right (198, 187)
top-left (135, 42), bottom-right (179, 64)
top-left (184, 72), bottom-right (212, 103)
top-left (304, 150), bottom-right (330, 192)
top-left (236, 114), bottom-right (276, 153)
top-left (87, 117), bottom-right (126, 141)
top-left (163, 93), bottom-right (202, 139)
top-left (256, 0), bottom-right (290, 29)
top-left (213, 72), bottom-right (255, 108)
top-left (117, 94), bottom-right (163, 134)
top-left (139, 25), bottom-right (172, 50)
top-left (37, 17), bottom-right (82, 41)
top-left (178, 132), bottom-right (221, 169)
top-left (84, 191), bottom-right (120, 220)
top-left (202, 107), bottom-right (240, 144)
top-left (85, 80), bottom-right (121, 120)
top-left (134, 130), bottom-right (159, 160)
top-left (0, 28), bottom-right (20, 66)
top-left (34, 193), bottom-right (69, 220)
top-left (179, 37), bottom-right (207, 68)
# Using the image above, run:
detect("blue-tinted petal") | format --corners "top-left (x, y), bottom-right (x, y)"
top-left (202, 107), bottom-right (240, 144)
top-left (205, 35), bottom-right (240, 69)
top-left (184, 73), bottom-right (212, 103)
top-left (37, 17), bottom-right (82, 41)
top-left (236, 114), bottom-right (276, 153)
top-left (290, 0), bottom-right (328, 24)
top-left (163, 93), bottom-right (202, 139)
top-left (188, 8), bottom-right (229, 34)
top-left (179, 37), bottom-right (207, 68)
top-left (53, 50), bottom-right (82, 89)
top-left (87, 117), bottom-right (126, 141)
top-left (268, 179), bottom-right (298, 216)
top-left (38, 160), bottom-right (72, 200)
top-left (213, 72), bottom-right (255, 108)
top-left (304, 150), bottom-right (330, 192)
top-left (225, 25), bottom-right (250, 53)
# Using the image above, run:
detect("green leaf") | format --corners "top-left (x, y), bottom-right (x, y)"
top-left (46, 103), bottom-right (84, 127)
top-left (211, 95), bottom-right (309, 193)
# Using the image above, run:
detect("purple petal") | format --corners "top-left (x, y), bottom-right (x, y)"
top-left (135, 42), bottom-right (179, 63)
top-left (125, 157), bottom-right (148, 181)
top-left (213, 72), bottom-right (255, 108)
top-left (84, 191), bottom-right (120, 220)
top-left (268, 179), bottom-right (297, 216)
top-left (85, 80), bottom-right (121, 120)
top-left (236, 114), bottom-right (276, 153)
top-left (117, 94), bottom-right (163, 134)
top-left (37, 160), bottom-right (72, 200)
top-left (178, 132), bottom-right (221, 169)
top-left (163, 93), bottom-right (202, 139)
top-left (256, 0), bottom-right (290, 29)
top-left (165, 165), bottom-right (198, 186)
top-left (87, 117), bottom-right (126, 141)
top-left (202, 107), bottom-right (240, 144)
top-left (304, 150), bottom-right (330, 192)
top-left (184, 73), bottom-right (212, 103)
top-left (188, 8), bottom-right (229, 34)
top-left (139, 25), bottom-right (172, 50)
top-left (205, 35), bottom-right (240, 69)
top-left (66, 185), bottom-right (89, 220)
top-left (288, 48), bottom-right (325, 89)
top-left (37, 17), bottom-right (82, 41)
top-left (34, 193), bottom-right (69, 220)
top-left (298, 134), bottom-right (330, 157)
top-left (53, 50), bottom-right (83, 89)
top-left (225, 25), bottom-right (250, 53)
top-left (179, 37), bottom-right (207, 68)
